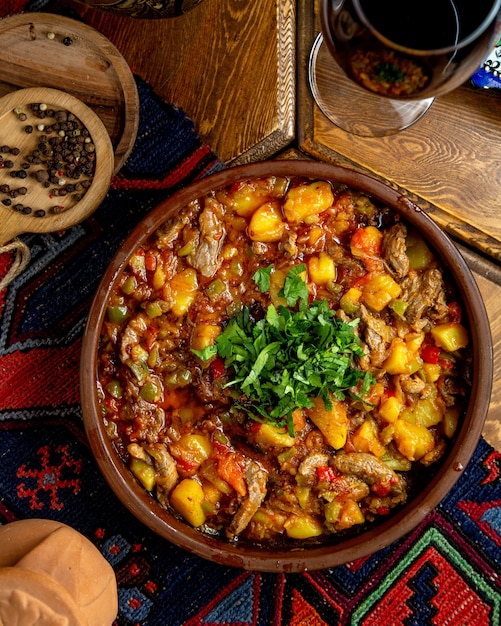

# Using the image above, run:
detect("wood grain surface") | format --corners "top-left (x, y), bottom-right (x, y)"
top-left (472, 270), bottom-right (501, 452)
top-left (297, 1), bottom-right (501, 263)
top-left (66, 0), bottom-right (296, 165)
top-left (0, 12), bottom-right (139, 173)
top-left (0, 88), bottom-right (114, 245)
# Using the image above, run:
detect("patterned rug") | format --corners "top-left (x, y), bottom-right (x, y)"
top-left (1, 5), bottom-right (501, 626)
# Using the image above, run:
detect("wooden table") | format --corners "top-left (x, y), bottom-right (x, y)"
top-left (66, 0), bottom-right (501, 450)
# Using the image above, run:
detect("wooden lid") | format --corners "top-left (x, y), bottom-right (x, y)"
top-left (0, 12), bottom-right (139, 175)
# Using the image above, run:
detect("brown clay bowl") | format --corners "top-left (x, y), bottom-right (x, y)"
top-left (80, 161), bottom-right (492, 572)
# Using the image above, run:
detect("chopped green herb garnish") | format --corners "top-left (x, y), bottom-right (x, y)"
top-left (253, 265), bottom-right (273, 293)
top-left (277, 263), bottom-right (309, 307)
top-left (196, 266), bottom-right (375, 434)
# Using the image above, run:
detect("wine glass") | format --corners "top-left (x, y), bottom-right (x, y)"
top-left (309, 0), bottom-right (501, 137)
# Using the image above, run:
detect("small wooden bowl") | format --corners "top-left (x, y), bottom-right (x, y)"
top-left (0, 87), bottom-right (114, 245)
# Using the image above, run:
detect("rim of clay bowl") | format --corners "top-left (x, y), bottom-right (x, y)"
top-left (80, 161), bottom-right (492, 573)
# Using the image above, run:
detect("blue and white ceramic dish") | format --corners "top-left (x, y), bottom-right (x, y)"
top-left (471, 23), bottom-right (501, 89)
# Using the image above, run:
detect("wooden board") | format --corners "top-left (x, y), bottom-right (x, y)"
top-left (0, 12), bottom-right (138, 174)
top-left (297, 1), bottom-right (501, 263)
top-left (471, 269), bottom-right (501, 452)
top-left (0, 88), bottom-right (114, 245)
top-left (66, 0), bottom-right (296, 165)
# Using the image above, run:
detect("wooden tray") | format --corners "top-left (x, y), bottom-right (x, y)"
top-left (0, 12), bottom-right (138, 174)
top-left (297, 1), bottom-right (501, 263)
top-left (67, 0), bottom-right (295, 165)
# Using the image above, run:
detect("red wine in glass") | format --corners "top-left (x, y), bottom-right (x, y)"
top-left (309, 0), bottom-right (501, 135)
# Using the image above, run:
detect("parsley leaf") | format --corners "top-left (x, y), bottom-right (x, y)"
top-left (213, 266), bottom-right (375, 433)
top-left (253, 265), bottom-right (273, 293)
top-left (278, 263), bottom-right (309, 307)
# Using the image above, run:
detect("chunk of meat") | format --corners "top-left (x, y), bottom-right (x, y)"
top-left (187, 198), bottom-right (226, 278)
top-left (382, 222), bottom-right (409, 279)
top-left (119, 313), bottom-right (149, 363)
top-left (156, 201), bottom-right (199, 249)
top-left (280, 231), bottom-right (298, 258)
top-left (226, 459), bottom-right (268, 540)
top-left (333, 452), bottom-right (406, 499)
top-left (297, 452), bottom-right (331, 485)
top-left (398, 374), bottom-right (426, 396)
top-left (437, 374), bottom-right (467, 407)
top-left (401, 268), bottom-right (445, 325)
top-left (128, 443), bottom-right (179, 508)
top-left (144, 443), bottom-right (179, 506)
top-left (359, 304), bottom-right (395, 367)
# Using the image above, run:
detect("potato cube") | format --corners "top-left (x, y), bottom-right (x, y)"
top-left (422, 362), bottom-right (441, 383)
top-left (170, 478), bottom-right (206, 527)
top-left (400, 398), bottom-right (443, 428)
top-left (248, 201), bottom-right (286, 242)
top-left (308, 251), bottom-right (336, 285)
top-left (335, 500), bottom-right (365, 531)
top-left (173, 434), bottom-right (212, 468)
top-left (350, 225), bottom-right (383, 258)
top-left (379, 395), bottom-right (403, 423)
top-left (284, 513), bottom-right (324, 539)
top-left (392, 419), bottom-right (435, 461)
top-left (307, 396), bottom-right (348, 449)
top-left (217, 178), bottom-right (286, 216)
top-left (352, 419), bottom-right (385, 457)
top-left (384, 338), bottom-right (411, 375)
top-left (170, 268), bottom-right (198, 317)
top-left (254, 423), bottom-right (295, 448)
top-left (362, 273), bottom-right (402, 312)
top-left (191, 323), bottom-right (221, 352)
top-left (283, 181), bottom-right (334, 224)
top-left (430, 322), bottom-right (468, 351)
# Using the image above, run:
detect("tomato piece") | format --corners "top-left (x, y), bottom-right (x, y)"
top-left (104, 396), bottom-right (120, 414)
top-left (373, 482), bottom-right (391, 497)
top-left (216, 452), bottom-right (247, 496)
top-left (211, 356), bottom-right (226, 380)
top-left (143, 327), bottom-right (158, 351)
top-left (145, 253), bottom-right (157, 272)
top-left (421, 344), bottom-right (441, 364)
top-left (377, 506), bottom-right (391, 516)
top-left (438, 358), bottom-right (455, 371)
top-left (316, 466), bottom-right (337, 483)
top-left (448, 301), bottom-right (462, 323)
top-left (350, 225), bottom-right (383, 257)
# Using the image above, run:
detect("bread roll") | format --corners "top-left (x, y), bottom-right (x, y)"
top-left (0, 519), bottom-right (118, 626)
